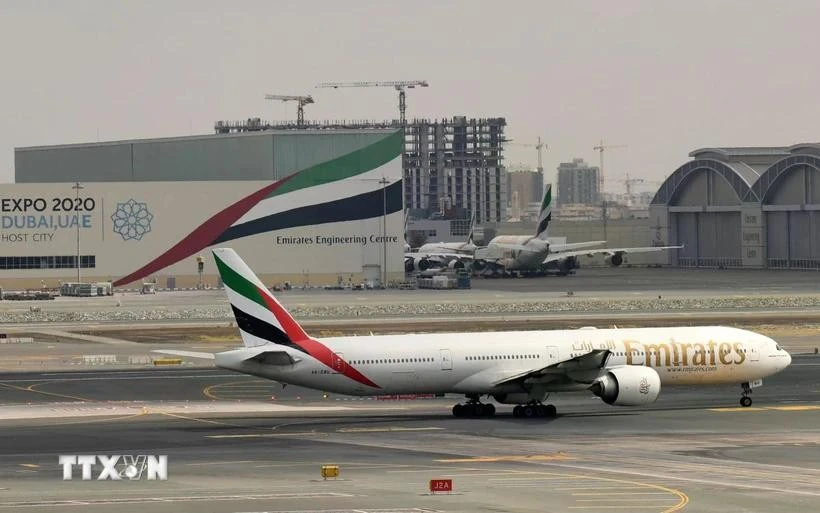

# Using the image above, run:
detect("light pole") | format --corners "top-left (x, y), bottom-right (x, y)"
top-left (379, 177), bottom-right (389, 289)
top-left (72, 182), bottom-right (83, 283)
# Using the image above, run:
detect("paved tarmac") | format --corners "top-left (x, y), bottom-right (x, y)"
top-left (0, 356), bottom-right (817, 513)
top-left (2, 268), bottom-right (820, 317)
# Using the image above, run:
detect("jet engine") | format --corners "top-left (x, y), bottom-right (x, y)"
top-left (447, 259), bottom-right (465, 270)
top-left (556, 256), bottom-right (578, 275)
top-left (472, 259), bottom-right (487, 271)
top-left (605, 253), bottom-right (624, 267)
top-left (589, 366), bottom-right (660, 406)
top-left (405, 257), bottom-right (431, 272)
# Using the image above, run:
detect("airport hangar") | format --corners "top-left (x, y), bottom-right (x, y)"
top-left (6, 129), bottom-right (405, 290)
top-left (485, 143), bottom-right (820, 270)
top-left (649, 143), bottom-right (820, 269)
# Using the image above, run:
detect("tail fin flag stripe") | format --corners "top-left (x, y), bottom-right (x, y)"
top-left (215, 251), bottom-right (309, 342)
top-left (214, 249), bottom-right (380, 389)
top-left (231, 305), bottom-right (293, 347)
top-left (536, 184), bottom-right (552, 240)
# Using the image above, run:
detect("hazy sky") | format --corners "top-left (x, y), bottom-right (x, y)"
top-left (2, 0), bottom-right (819, 195)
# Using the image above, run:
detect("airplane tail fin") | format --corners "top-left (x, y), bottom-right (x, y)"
top-left (213, 248), bottom-right (310, 348)
top-left (536, 184), bottom-right (552, 241)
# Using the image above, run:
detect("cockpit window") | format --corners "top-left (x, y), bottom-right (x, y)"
top-left (776, 345), bottom-right (782, 351)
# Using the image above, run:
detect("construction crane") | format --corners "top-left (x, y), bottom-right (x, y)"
top-left (624, 172), bottom-right (644, 198)
top-left (593, 139), bottom-right (627, 197)
top-left (315, 80), bottom-right (429, 124)
top-left (264, 94), bottom-right (314, 127)
top-left (505, 136), bottom-right (547, 174)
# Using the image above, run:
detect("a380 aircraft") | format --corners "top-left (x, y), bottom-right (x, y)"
top-left (157, 248), bottom-right (792, 418)
top-left (405, 184), bottom-right (684, 276)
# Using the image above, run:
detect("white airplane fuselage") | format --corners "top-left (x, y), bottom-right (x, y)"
top-left (416, 241), bottom-right (475, 255)
top-left (477, 235), bottom-right (548, 270)
top-left (214, 326), bottom-right (790, 397)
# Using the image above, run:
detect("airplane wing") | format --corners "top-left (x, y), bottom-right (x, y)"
top-left (492, 241), bottom-right (607, 253)
top-left (543, 244), bottom-right (684, 264)
top-left (406, 251), bottom-right (473, 261)
top-left (152, 348), bottom-right (299, 366)
top-left (493, 349), bottom-right (611, 387)
top-left (151, 349), bottom-right (215, 360)
top-left (549, 240), bottom-right (607, 253)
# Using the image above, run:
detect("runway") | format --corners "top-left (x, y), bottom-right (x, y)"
top-left (0, 267), bottom-right (819, 512)
top-left (0, 356), bottom-right (817, 513)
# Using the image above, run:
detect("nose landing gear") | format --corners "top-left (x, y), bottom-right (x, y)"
top-left (740, 382), bottom-right (753, 407)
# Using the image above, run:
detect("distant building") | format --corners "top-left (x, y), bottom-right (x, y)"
top-left (404, 116), bottom-right (507, 224)
top-left (507, 168), bottom-right (543, 220)
top-left (557, 158), bottom-right (600, 206)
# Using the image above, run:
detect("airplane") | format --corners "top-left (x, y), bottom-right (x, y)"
top-left (404, 213), bottom-right (477, 272)
top-left (155, 248), bottom-right (792, 418)
top-left (473, 184), bottom-right (683, 276)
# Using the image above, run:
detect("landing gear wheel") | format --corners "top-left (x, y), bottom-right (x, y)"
top-left (739, 382), bottom-right (754, 408)
top-left (513, 403), bottom-right (557, 419)
top-left (452, 399), bottom-right (496, 418)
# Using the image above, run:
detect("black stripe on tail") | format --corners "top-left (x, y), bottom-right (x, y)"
top-left (231, 305), bottom-right (297, 348)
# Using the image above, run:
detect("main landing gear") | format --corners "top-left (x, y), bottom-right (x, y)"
top-left (740, 382), bottom-right (753, 407)
top-left (452, 395), bottom-right (496, 418)
top-left (512, 403), bottom-right (557, 419)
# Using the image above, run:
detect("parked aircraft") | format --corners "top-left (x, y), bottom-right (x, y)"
top-left (404, 214), bottom-right (477, 272)
top-left (155, 248), bottom-right (791, 418)
top-left (473, 184), bottom-right (683, 275)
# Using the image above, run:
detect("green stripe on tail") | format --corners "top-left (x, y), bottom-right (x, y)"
top-left (213, 252), bottom-right (267, 311)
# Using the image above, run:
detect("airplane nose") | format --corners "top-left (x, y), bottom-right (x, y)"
top-left (785, 350), bottom-right (792, 368)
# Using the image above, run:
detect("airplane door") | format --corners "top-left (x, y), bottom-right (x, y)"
top-left (331, 352), bottom-right (346, 373)
top-left (750, 346), bottom-right (760, 362)
top-left (546, 346), bottom-right (559, 364)
top-left (440, 349), bottom-right (453, 370)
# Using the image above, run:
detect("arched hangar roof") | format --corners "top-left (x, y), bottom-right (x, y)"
top-left (651, 158), bottom-right (759, 205)
top-left (652, 144), bottom-right (820, 206)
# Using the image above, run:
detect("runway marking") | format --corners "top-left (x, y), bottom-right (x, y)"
top-left (441, 472), bottom-right (533, 477)
top-left (460, 468), bottom-right (687, 512)
top-left (157, 411), bottom-right (247, 428)
top-left (490, 476), bottom-right (581, 481)
top-left (3, 373), bottom-right (240, 382)
top-left (0, 382), bottom-right (90, 402)
top-left (708, 405), bottom-right (820, 412)
top-left (568, 507), bottom-right (678, 510)
top-left (185, 460), bottom-right (261, 466)
top-left (203, 380), bottom-right (275, 400)
top-left (435, 453), bottom-right (575, 463)
top-left (18, 464), bottom-right (38, 469)
top-left (206, 432), bottom-right (322, 439)
top-left (232, 509), bottom-right (441, 513)
top-left (0, 492), bottom-right (358, 508)
top-left (556, 486), bottom-right (655, 490)
top-left (337, 426), bottom-right (444, 433)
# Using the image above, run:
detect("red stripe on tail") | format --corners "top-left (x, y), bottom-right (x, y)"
top-left (257, 285), bottom-right (379, 389)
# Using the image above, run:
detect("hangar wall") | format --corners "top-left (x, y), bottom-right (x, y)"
top-left (6, 130), bottom-right (405, 289)
top-left (651, 144), bottom-right (820, 269)
top-left (15, 130), bottom-right (391, 183)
